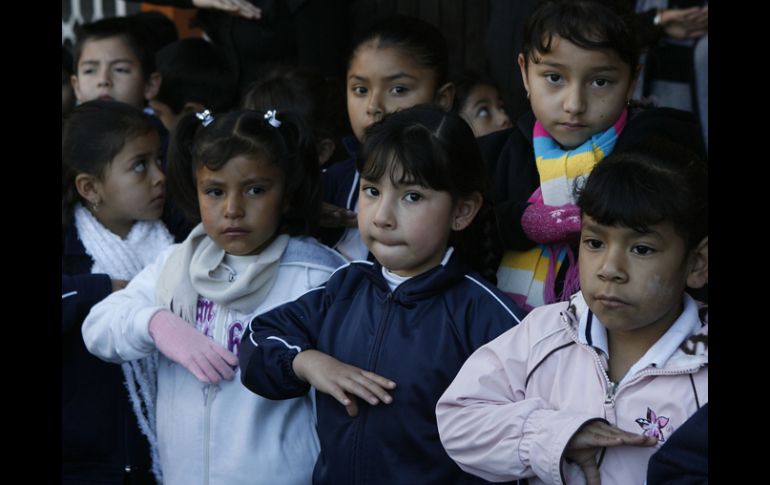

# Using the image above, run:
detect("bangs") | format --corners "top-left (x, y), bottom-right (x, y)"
top-left (358, 122), bottom-right (453, 191)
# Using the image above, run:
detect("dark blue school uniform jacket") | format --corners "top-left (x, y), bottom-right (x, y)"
top-left (318, 135), bottom-right (360, 249)
top-left (62, 220), bottom-right (155, 485)
top-left (240, 251), bottom-right (526, 485)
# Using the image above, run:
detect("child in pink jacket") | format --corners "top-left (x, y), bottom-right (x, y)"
top-left (436, 141), bottom-right (708, 485)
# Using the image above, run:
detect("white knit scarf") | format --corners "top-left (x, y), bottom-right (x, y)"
top-left (156, 223), bottom-right (290, 327)
top-left (74, 203), bottom-right (173, 483)
top-left (74, 203), bottom-right (175, 280)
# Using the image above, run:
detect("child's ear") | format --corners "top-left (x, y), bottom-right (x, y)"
top-left (517, 53), bottom-right (530, 98)
top-left (451, 192), bottom-right (483, 232)
top-left (434, 82), bottom-right (456, 112)
top-left (144, 72), bottom-right (162, 101)
top-left (71, 74), bottom-right (84, 103)
top-left (686, 236), bottom-right (708, 289)
top-left (316, 138), bottom-right (336, 166)
top-left (75, 173), bottom-right (102, 208)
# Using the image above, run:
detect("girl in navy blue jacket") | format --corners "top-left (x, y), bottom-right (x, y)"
top-left (240, 105), bottom-right (527, 484)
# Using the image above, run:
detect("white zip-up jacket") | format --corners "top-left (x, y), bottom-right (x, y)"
top-left (83, 236), bottom-right (346, 485)
top-left (436, 292), bottom-right (707, 485)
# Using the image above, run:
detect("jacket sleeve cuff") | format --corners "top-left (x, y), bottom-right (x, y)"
top-left (521, 409), bottom-right (603, 484)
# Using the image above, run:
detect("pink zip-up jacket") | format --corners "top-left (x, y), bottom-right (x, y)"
top-left (436, 292), bottom-right (707, 485)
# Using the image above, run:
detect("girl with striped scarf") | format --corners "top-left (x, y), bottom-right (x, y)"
top-left (491, 0), bottom-right (704, 311)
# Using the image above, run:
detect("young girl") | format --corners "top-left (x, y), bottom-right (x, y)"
top-left (437, 142), bottom-right (708, 485)
top-left (242, 65), bottom-right (348, 167)
top-left (62, 100), bottom-right (172, 484)
top-left (240, 105), bottom-right (526, 484)
top-left (487, 0), bottom-right (706, 311)
top-left (82, 109), bottom-right (347, 485)
top-left (451, 72), bottom-right (512, 137)
top-left (320, 15), bottom-right (456, 261)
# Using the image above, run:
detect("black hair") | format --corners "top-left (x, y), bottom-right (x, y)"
top-left (62, 100), bottom-right (157, 231)
top-left (74, 16), bottom-right (157, 80)
top-left (242, 65), bottom-right (348, 152)
top-left (451, 71), bottom-right (502, 113)
top-left (62, 45), bottom-right (74, 75)
top-left (129, 11), bottom-right (179, 55)
top-left (349, 15), bottom-right (450, 88)
top-left (167, 109), bottom-right (321, 237)
top-left (521, 0), bottom-right (639, 71)
top-left (357, 105), bottom-right (502, 283)
top-left (576, 139), bottom-right (707, 251)
top-left (155, 38), bottom-right (237, 114)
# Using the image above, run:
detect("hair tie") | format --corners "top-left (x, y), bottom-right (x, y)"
top-left (195, 109), bottom-right (214, 127)
top-left (264, 109), bottom-right (281, 128)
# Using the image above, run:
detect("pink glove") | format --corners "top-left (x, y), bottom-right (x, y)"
top-left (521, 203), bottom-right (582, 244)
top-left (148, 310), bottom-right (239, 384)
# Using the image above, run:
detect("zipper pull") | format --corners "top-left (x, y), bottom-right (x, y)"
top-left (604, 381), bottom-right (618, 405)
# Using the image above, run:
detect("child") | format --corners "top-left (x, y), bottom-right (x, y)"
top-left (436, 142), bottom-right (708, 485)
top-left (320, 15), bottom-right (456, 261)
top-left (82, 109), bottom-right (347, 485)
top-left (452, 72), bottom-right (512, 137)
top-left (242, 65), bottom-right (348, 167)
top-left (62, 100), bottom-right (173, 484)
top-left (240, 105), bottom-right (526, 484)
top-left (485, 0), bottom-right (706, 311)
top-left (150, 38), bottom-right (237, 133)
top-left (71, 16), bottom-right (161, 110)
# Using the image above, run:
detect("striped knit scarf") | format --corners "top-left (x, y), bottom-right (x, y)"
top-left (497, 111), bottom-right (627, 310)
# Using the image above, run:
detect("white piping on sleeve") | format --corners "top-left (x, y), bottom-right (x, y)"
top-left (346, 171), bottom-right (360, 210)
top-left (266, 336), bottom-right (303, 353)
top-left (62, 291), bottom-right (77, 299)
top-left (464, 275), bottom-right (522, 324)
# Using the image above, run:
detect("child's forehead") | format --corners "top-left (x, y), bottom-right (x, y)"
top-left (529, 35), bottom-right (629, 71)
top-left (80, 35), bottom-right (139, 62)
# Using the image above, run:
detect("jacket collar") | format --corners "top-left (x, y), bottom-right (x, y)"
top-left (358, 248), bottom-right (468, 304)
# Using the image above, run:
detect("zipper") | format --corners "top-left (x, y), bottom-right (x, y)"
top-left (354, 291), bottom-right (394, 483)
top-left (203, 385), bottom-right (216, 485)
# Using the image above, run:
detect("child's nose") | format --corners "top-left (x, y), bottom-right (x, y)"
top-left (372, 200), bottom-right (395, 228)
top-left (563, 85), bottom-right (586, 115)
top-left (597, 249), bottom-right (627, 283)
top-left (366, 92), bottom-right (384, 119)
top-left (97, 68), bottom-right (112, 87)
top-left (225, 194), bottom-right (244, 218)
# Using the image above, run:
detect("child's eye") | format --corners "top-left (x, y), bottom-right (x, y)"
top-left (476, 107), bottom-right (490, 119)
top-left (115, 67), bottom-right (131, 74)
top-left (403, 191), bottom-right (422, 203)
top-left (592, 78), bottom-right (611, 88)
top-left (583, 238), bottom-right (603, 250)
top-left (631, 245), bottom-right (656, 256)
top-left (132, 161), bottom-right (147, 173)
top-left (205, 188), bottom-right (224, 198)
top-left (362, 186), bottom-right (379, 197)
top-left (545, 73), bottom-right (563, 85)
top-left (390, 85), bottom-right (409, 95)
top-left (246, 186), bottom-right (265, 196)
top-left (351, 86), bottom-right (367, 96)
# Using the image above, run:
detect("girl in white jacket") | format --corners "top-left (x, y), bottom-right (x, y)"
top-left (436, 141), bottom-right (708, 485)
top-left (83, 109), bottom-right (346, 485)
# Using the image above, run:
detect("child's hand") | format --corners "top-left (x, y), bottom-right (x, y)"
top-left (192, 0), bottom-right (261, 20)
top-left (149, 310), bottom-right (239, 385)
top-left (293, 349), bottom-right (396, 417)
top-left (565, 420), bottom-right (657, 485)
top-left (320, 202), bottom-right (358, 228)
top-left (111, 279), bottom-right (128, 292)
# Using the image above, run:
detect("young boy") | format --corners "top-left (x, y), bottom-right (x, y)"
top-left (436, 143), bottom-right (708, 485)
top-left (71, 16), bottom-right (160, 109)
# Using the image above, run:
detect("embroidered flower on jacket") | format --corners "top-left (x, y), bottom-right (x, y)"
top-left (635, 407), bottom-right (670, 441)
